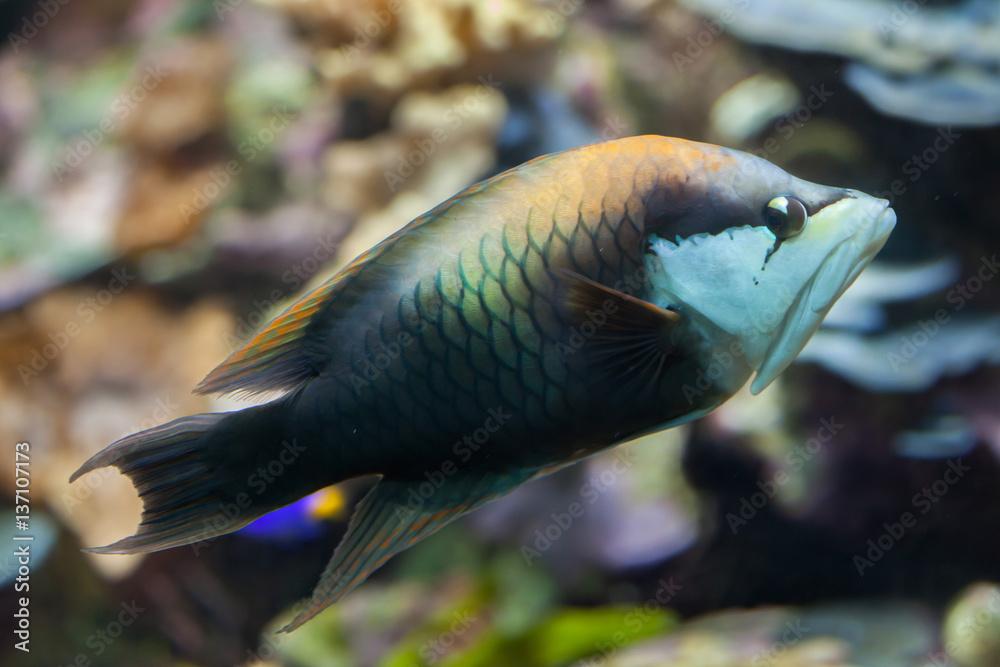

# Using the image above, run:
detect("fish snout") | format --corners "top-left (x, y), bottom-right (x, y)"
top-left (874, 205), bottom-right (897, 241)
top-left (810, 200), bottom-right (895, 315)
top-left (859, 202), bottom-right (896, 260)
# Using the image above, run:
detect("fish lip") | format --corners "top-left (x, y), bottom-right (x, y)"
top-left (870, 205), bottom-right (897, 252)
top-left (808, 202), bottom-right (895, 317)
top-left (749, 203), bottom-right (896, 394)
top-left (834, 205), bottom-right (896, 307)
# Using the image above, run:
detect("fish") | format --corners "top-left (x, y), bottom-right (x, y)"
top-left (69, 135), bottom-right (895, 631)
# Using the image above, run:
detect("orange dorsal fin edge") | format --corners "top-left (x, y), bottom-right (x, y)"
top-left (194, 279), bottom-right (336, 396)
top-left (195, 242), bottom-right (389, 396)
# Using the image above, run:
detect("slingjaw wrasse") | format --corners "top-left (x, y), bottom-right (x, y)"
top-left (70, 135), bottom-right (895, 630)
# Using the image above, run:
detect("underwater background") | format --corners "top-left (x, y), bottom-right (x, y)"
top-left (1, 0), bottom-right (999, 665)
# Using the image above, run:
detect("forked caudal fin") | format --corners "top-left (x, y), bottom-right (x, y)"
top-left (280, 469), bottom-right (530, 632)
top-left (70, 398), bottom-right (329, 554)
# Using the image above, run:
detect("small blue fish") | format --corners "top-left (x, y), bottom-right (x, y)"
top-left (239, 487), bottom-right (346, 542)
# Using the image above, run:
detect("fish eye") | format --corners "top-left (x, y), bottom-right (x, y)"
top-left (764, 196), bottom-right (808, 238)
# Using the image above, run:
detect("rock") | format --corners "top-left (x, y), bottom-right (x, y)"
top-left (945, 582), bottom-right (1000, 667)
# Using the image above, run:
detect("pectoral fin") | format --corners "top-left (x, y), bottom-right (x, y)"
top-left (280, 469), bottom-right (529, 632)
top-left (556, 270), bottom-right (681, 390)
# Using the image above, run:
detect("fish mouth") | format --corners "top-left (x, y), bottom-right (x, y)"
top-left (750, 205), bottom-right (896, 394)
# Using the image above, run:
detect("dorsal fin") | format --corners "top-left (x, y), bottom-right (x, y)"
top-left (195, 242), bottom-right (390, 396)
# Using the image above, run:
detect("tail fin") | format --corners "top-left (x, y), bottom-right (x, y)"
top-left (70, 399), bottom-right (328, 554)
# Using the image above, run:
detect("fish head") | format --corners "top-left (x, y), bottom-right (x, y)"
top-left (646, 147), bottom-right (896, 395)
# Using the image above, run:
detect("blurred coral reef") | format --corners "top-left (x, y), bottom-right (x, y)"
top-left (0, 1), bottom-right (998, 666)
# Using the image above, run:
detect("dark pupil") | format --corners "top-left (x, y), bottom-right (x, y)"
top-left (766, 198), bottom-right (807, 238)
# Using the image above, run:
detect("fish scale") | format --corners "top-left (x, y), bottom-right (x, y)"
top-left (294, 139), bottom-right (741, 472)
top-left (309, 151), bottom-right (650, 471)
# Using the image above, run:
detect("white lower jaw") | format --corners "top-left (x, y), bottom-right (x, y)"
top-left (750, 238), bottom-right (854, 393)
top-left (750, 207), bottom-right (896, 393)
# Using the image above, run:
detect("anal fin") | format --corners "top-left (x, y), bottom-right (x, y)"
top-left (280, 469), bottom-right (529, 632)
